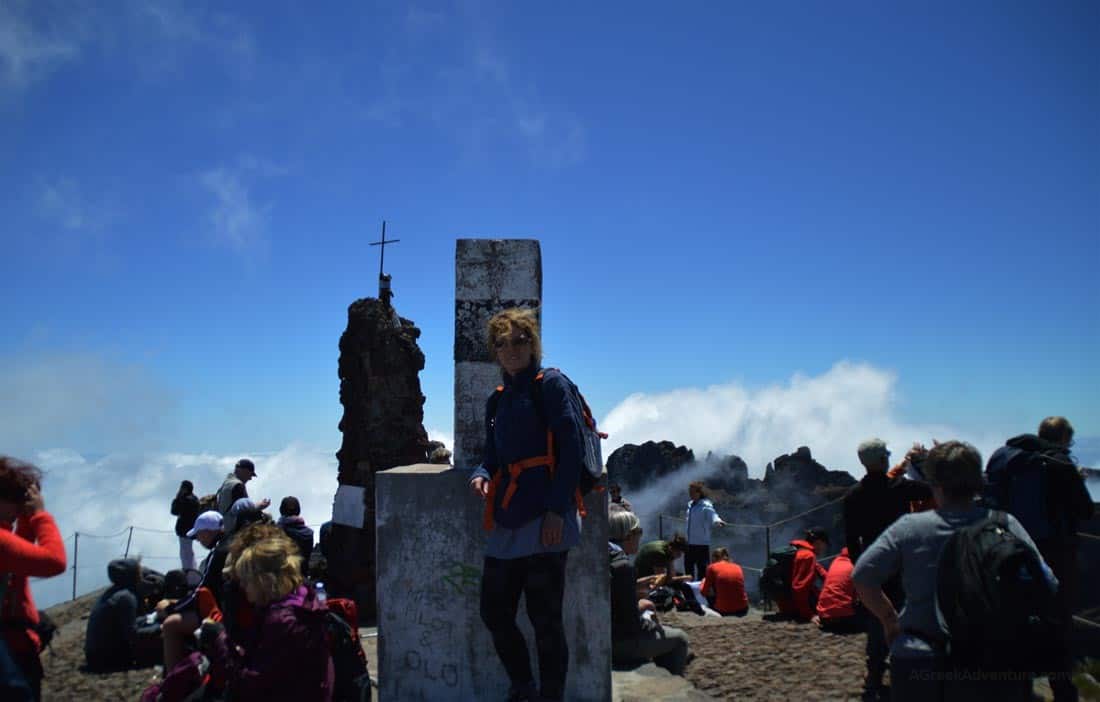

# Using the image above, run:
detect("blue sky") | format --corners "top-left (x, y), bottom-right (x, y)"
top-left (2, 0), bottom-right (1098, 473)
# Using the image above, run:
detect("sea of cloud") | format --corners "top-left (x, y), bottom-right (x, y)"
top-left (22, 361), bottom-right (1097, 609)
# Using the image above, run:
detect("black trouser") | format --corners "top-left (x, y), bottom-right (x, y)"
top-left (1038, 539), bottom-right (1079, 702)
top-left (480, 552), bottom-right (569, 700)
top-left (684, 544), bottom-right (710, 581)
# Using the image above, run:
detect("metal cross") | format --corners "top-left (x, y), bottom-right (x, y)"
top-left (369, 220), bottom-right (400, 279)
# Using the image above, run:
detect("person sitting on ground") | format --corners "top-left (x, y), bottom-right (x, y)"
top-left (156, 510), bottom-right (231, 670)
top-left (634, 533), bottom-right (688, 578)
top-left (609, 510), bottom-right (691, 675)
top-left (276, 496), bottom-right (314, 573)
top-left (700, 547), bottom-right (748, 616)
top-left (0, 456), bottom-right (67, 702)
top-left (170, 480), bottom-right (200, 570)
top-left (608, 483), bottom-right (632, 513)
top-left (204, 524), bottom-right (334, 701)
top-left (812, 547), bottom-right (862, 633)
top-left (774, 526), bottom-right (829, 621)
top-left (84, 558), bottom-right (161, 671)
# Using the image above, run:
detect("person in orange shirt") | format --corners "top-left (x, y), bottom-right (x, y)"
top-left (0, 456), bottom-right (68, 701)
top-left (700, 548), bottom-right (748, 617)
top-left (774, 527), bottom-right (829, 621)
top-left (812, 547), bottom-right (862, 633)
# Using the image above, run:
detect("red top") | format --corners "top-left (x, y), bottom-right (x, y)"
top-left (700, 560), bottom-right (748, 614)
top-left (816, 547), bottom-right (857, 620)
top-left (1, 511), bottom-right (68, 653)
top-left (775, 539), bottom-right (828, 621)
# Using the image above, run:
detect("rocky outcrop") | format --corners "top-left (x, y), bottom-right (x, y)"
top-left (764, 446), bottom-right (855, 498)
top-left (333, 296), bottom-right (430, 619)
top-left (607, 441), bottom-right (695, 490)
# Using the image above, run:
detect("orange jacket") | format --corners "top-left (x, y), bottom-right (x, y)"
top-left (0, 511), bottom-right (68, 653)
top-left (775, 540), bottom-right (827, 621)
top-left (816, 547), bottom-right (857, 621)
top-left (700, 560), bottom-right (749, 614)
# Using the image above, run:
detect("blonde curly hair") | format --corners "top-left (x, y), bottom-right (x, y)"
top-left (487, 307), bottom-right (542, 368)
top-left (223, 523), bottom-right (303, 606)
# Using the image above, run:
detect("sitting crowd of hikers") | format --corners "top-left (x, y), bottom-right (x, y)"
top-left (602, 415), bottom-right (1094, 702)
top-left (1, 401), bottom-right (1094, 701)
top-left (74, 461), bottom-right (364, 702)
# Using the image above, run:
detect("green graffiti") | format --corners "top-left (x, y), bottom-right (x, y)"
top-left (440, 560), bottom-right (480, 595)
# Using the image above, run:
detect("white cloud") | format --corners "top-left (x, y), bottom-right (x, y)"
top-left (30, 444), bottom-right (341, 609)
top-left (0, 351), bottom-right (176, 457)
top-left (0, 1), bottom-right (255, 95)
top-left (602, 361), bottom-right (1003, 478)
top-left (0, 1), bottom-right (79, 90)
top-left (199, 166), bottom-right (269, 255)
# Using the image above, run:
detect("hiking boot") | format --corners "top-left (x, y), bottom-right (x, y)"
top-left (860, 686), bottom-right (888, 702)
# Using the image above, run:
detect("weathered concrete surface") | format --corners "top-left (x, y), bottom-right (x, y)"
top-left (453, 239), bottom-right (541, 470)
top-left (376, 464), bottom-right (611, 701)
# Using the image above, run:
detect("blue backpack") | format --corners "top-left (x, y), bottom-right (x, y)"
top-left (985, 445), bottom-right (1057, 541)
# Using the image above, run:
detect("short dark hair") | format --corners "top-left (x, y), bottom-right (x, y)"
top-left (1038, 416), bottom-right (1074, 445)
top-left (0, 456), bottom-right (41, 503)
top-left (689, 481), bottom-right (708, 499)
top-left (180, 480), bottom-right (194, 493)
top-left (668, 533), bottom-right (688, 552)
top-left (805, 526), bottom-right (829, 544)
top-left (279, 496), bottom-right (301, 517)
top-left (924, 440), bottom-right (983, 501)
top-left (711, 547), bottom-right (730, 562)
top-left (235, 458), bottom-right (255, 473)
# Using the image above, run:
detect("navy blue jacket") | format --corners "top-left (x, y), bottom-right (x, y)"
top-left (482, 365), bottom-right (586, 528)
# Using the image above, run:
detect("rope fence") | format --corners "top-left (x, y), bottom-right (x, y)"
top-left (29, 519), bottom-right (330, 607)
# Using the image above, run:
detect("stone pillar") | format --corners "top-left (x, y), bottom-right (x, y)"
top-left (333, 297), bottom-right (430, 620)
top-left (376, 465), bottom-right (610, 701)
top-left (453, 239), bottom-right (542, 470)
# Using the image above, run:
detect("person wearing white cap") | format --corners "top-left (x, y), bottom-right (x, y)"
top-left (156, 510), bottom-right (228, 669)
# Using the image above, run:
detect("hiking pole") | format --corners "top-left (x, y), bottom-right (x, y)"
top-left (72, 532), bottom-right (79, 601)
top-left (124, 526), bottom-right (134, 558)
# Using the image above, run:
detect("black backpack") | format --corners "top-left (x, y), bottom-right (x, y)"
top-left (486, 368), bottom-right (607, 496)
top-left (935, 510), bottom-right (1063, 673)
top-left (325, 608), bottom-right (372, 702)
top-left (759, 546), bottom-right (799, 602)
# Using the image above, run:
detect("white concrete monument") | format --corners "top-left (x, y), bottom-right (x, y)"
top-left (375, 239), bottom-right (611, 701)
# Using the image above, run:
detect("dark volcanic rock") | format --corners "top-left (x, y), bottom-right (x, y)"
top-left (764, 446), bottom-right (855, 498)
top-left (607, 441), bottom-right (695, 490)
top-left (334, 296), bottom-right (431, 619)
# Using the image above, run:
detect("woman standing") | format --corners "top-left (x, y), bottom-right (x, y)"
top-left (684, 481), bottom-right (727, 580)
top-left (0, 456), bottom-right (67, 701)
top-left (469, 308), bottom-right (587, 702)
top-left (170, 480), bottom-right (200, 570)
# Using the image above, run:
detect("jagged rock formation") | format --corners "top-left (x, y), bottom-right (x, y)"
top-left (333, 297), bottom-right (430, 619)
top-left (607, 441), bottom-right (695, 490)
top-left (764, 446), bottom-right (856, 498)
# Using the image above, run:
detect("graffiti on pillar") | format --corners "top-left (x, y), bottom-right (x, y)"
top-left (394, 560), bottom-right (481, 695)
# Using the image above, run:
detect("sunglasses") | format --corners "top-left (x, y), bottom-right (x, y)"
top-left (494, 336), bottom-right (531, 350)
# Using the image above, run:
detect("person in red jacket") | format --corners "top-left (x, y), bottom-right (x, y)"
top-left (774, 527), bottom-right (828, 621)
top-left (0, 456), bottom-right (68, 701)
top-left (700, 547), bottom-right (749, 616)
top-left (812, 547), bottom-right (862, 633)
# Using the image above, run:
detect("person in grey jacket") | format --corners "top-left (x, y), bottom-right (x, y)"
top-left (609, 510), bottom-right (690, 675)
top-left (84, 559), bottom-right (159, 671)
